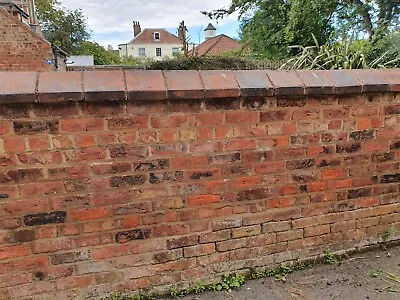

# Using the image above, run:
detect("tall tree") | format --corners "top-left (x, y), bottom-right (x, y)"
top-left (204, 0), bottom-right (400, 58)
top-left (36, 0), bottom-right (90, 53)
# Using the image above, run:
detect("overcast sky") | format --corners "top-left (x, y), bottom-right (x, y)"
top-left (61, 0), bottom-right (240, 48)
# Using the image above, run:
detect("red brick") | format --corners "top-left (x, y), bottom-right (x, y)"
top-left (32, 238), bottom-right (72, 253)
top-left (28, 136), bottom-right (51, 151)
top-left (304, 225), bottom-right (330, 237)
top-left (231, 225), bottom-right (261, 238)
top-left (52, 135), bottom-right (75, 149)
top-left (0, 245), bottom-right (30, 260)
top-left (199, 230), bottom-right (231, 244)
top-left (224, 139), bottom-right (257, 151)
top-left (56, 275), bottom-right (94, 290)
top-left (331, 220), bottom-right (356, 233)
top-left (172, 156), bottom-right (208, 169)
top-left (188, 195), bottom-right (221, 207)
top-left (321, 168), bottom-right (346, 180)
top-left (226, 111), bottom-right (258, 124)
top-left (122, 215), bottom-right (140, 228)
top-left (60, 118), bottom-right (104, 132)
top-left (3, 136), bottom-right (25, 153)
top-left (192, 113), bottom-right (224, 126)
top-left (364, 140), bottom-right (388, 152)
top-left (19, 182), bottom-right (64, 196)
top-left (70, 207), bottom-right (109, 221)
top-left (151, 115), bottom-right (188, 128)
top-left (232, 176), bottom-right (261, 189)
top-left (292, 108), bottom-right (321, 120)
top-left (276, 229), bottom-right (304, 242)
top-left (184, 243), bottom-right (215, 258)
top-left (4, 256), bottom-right (49, 272)
top-left (93, 245), bottom-right (130, 259)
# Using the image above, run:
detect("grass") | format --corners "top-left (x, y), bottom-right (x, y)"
top-left (369, 269), bottom-right (400, 293)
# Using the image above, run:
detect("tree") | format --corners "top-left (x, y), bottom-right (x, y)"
top-left (74, 42), bottom-right (121, 65)
top-left (239, 1), bottom-right (337, 59)
top-left (36, 0), bottom-right (90, 53)
top-left (204, 0), bottom-right (400, 58)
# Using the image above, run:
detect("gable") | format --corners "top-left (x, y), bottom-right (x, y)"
top-left (194, 35), bottom-right (241, 56)
top-left (130, 29), bottom-right (182, 45)
top-left (0, 7), bottom-right (53, 71)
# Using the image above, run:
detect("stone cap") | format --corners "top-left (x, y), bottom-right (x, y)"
top-left (0, 69), bottom-right (399, 104)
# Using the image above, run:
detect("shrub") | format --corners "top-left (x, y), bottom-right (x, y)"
top-left (145, 56), bottom-right (259, 70)
top-left (282, 34), bottom-right (400, 70)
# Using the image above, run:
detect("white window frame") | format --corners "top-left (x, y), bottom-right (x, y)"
top-left (154, 32), bottom-right (160, 41)
top-left (138, 47), bottom-right (146, 57)
top-left (156, 48), bottom-right (162, 57)
top-left (172, 47), bottom-right (180, 57)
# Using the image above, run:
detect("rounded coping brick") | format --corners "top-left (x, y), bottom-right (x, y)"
top-left (0, 69), bottom-right (398, 104)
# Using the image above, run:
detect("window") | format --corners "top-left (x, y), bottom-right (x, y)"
top-left (154, 32), bottom-right (160, 41)
top-left (172, 47), bottom-right (180, 57)
top-left (138, 47), bottom-right (146, 57)
top-left (156, 48), bottom-right (162, 57)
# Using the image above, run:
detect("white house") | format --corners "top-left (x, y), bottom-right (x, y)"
top-left (118, 21), bottom-right (182, 60)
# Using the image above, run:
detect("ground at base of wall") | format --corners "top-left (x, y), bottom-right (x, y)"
top-left (165, 246), bottom-right (400, 300)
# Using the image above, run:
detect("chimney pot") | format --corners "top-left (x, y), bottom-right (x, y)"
top-left (133, 21), bottom-right (141, 37)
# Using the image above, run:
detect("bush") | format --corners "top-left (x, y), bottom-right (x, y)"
top-left (365, 32), bottom-right (400, 68)
top-left (145, 56), bottom-right (259, 70)
top-left (281, 33), bottom-right (400, 70)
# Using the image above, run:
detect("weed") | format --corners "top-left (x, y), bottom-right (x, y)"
top-left (322, 250), bottom-right (339, 265)
top-left (108, 251), bottom-right (340, 299)
top-left (382, 227), bottom-right (395, 243)
top-left (369, 268), bottom-right (400, 292)
top-left (368, 269), bottom-right (383, 278)
top-left (170, 273), bottom-right (246, 298)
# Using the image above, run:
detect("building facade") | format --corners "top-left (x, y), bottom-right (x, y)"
top-left (118, 21), bottom-right (182, 60)
top-left (0, 0), bottom-right (67, 71)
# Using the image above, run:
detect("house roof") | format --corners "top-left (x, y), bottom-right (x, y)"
top-left (122, 28), bottom-right (182, 45)
top-left (193, 34), bottom-right (242, 56)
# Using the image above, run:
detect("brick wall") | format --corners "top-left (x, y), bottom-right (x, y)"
top-left (0, 8), bottom-right (54, 72)
top-left (0, 69), bottom-right (399, 299)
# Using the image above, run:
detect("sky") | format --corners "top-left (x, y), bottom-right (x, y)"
top-left (60, 0), bottom-right (241, 49)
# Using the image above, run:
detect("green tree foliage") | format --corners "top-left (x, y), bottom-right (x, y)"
top-left (36, 0), bottom-right (90, 53)
top-left (36, 0), bottom-right (124, 65)
top-left (204, 0), bottom-right (400, 58)
top-left (239, 0), bottom-right (337, 59)
top-left (74, 42), bottom-right (121, 65)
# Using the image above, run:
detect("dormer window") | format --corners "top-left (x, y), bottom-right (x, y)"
top-left (154, 32), bottom-right (160, 41)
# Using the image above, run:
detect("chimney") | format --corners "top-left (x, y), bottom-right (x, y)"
top-left (133, 21), bottom-right (141, 37)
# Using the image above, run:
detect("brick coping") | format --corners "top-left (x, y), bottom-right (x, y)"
top-left (0, 69), bottom-right (399, 104)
